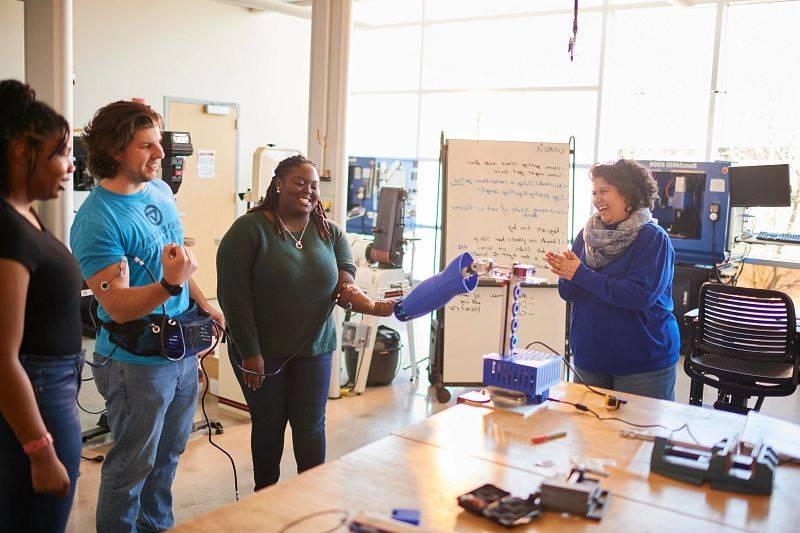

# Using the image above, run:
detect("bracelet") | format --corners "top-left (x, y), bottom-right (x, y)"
top-left (23, 432), bottom-right (53, 456)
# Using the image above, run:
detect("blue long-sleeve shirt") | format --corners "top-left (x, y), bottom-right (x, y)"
top-left (559, 221), bottom-right (680, 375)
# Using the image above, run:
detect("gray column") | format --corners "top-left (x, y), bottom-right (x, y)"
top-left (308, 0), bottom-right (354, 399)
top-left (308, 0), bottom-right (352, 228)
top-left (24, 0), bottom-right (74, 244)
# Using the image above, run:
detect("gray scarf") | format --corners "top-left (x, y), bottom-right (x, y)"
top-left (583, 208), bottom-right (653, 269)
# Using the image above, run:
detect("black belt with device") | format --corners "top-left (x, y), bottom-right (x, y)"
top-left (100, 300), bottom-right (213, 360)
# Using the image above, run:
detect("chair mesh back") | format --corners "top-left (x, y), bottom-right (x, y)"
top-left (698, 283), bottom-right (796, 362)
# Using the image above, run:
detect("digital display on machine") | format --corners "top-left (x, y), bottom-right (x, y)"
top-left (171, 132), bottom-right (191, 144)
top-left (729, 164), bottom-right (791, 208)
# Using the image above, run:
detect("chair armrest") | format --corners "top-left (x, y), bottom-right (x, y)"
top-left (683, 308), bottom-right (699, 327)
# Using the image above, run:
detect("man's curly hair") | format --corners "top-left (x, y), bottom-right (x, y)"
top-left (81, 101), bottom-right (162, 179)
top-left (589, 159), bottom-right (659, 211)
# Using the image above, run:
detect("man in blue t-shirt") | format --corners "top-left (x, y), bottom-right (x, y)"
top-left (71, 101), bottom-right (222, 532)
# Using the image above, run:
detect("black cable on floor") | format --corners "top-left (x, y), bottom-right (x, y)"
top-left (199, 333), bottom-right (239, 501)
top-left (77, 396), bottom-right (106, 416)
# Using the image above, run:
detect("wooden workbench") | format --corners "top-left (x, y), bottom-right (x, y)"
top-left (173, 383), bottom-right (799, 532)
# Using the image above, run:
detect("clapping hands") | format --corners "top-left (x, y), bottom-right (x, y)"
top-left (545, 250), bottom-right (582, 281)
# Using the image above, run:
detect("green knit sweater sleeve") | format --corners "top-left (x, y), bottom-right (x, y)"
top-left (216, 214), bottom-right (262, 359)
top-left (331, 221), bottom-right (357, 277)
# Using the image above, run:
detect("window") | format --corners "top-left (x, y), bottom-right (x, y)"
top-left (346, 1), bottom-right (800, 353)
top-left (353, 0), bottom-right (423, 26)
top-left (425, 0), bottom-right (603, 21)
top-left (347, 93), bottom-right (419, 159)
top-left (421, 14), bottom-right (601, 90)
top-left (715, 1), bottom-right (800, 261)
top-left (350, 26), bottom-right (422, 92)
top-left (418, 90), bottom-right (596, 161)
top-left (598, 6), bottom-right (717, 162)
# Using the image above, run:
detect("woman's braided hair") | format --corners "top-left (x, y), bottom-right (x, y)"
top-left (249, 154), bottom-right (331, 241)
top-left (0, 79), bottom-right (70, 196)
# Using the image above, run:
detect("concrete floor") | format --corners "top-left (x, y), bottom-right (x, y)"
top-left (68, 343), bottom-right (800, 532)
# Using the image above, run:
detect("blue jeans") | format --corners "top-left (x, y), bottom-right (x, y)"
top-left (233, 351), bottom-right (332, 490)
top-left (573, 363), bottom-right (677, 401)
top-left (0, 353), bottom-right (84, 533)
top-left (92, 355), bottom-right (198, 533)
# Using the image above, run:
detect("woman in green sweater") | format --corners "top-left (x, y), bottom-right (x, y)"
top-left (216, 155), bottom-right (393, 490)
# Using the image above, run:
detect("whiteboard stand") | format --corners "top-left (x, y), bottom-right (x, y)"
top-left (431, 138), bottom-right (571, 402)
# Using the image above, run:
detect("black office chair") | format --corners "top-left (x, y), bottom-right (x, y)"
top-left (684, 283), bottom-right (800, 414)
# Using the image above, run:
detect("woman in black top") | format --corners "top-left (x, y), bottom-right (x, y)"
top-left (0, 79), bottom-right (84, 532)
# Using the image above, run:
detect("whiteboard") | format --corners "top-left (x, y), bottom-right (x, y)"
top-left (441, 284), bottom-right (506, 384)
top-left (440, 139), bottom-right (570, 384)
top-left (442, 284), bottom-right (567, 384)
top-left (516, 286), bottom-right (568, 357)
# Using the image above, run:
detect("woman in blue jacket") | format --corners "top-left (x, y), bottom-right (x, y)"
top-left (545, 159), bottom-right (680, 400)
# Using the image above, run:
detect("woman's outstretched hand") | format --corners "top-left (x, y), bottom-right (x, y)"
top-left (545, 250), bottom-right (582, 281)
top-left (372, 299), bottom-right (395, 317)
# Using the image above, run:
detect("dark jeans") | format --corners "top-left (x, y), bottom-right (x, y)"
top-left (0, 353), bottom-right (84, 533)
top-left (233, 351), bottom-right (332, 490)
top-left (574, 363), bottom-right (677, 401)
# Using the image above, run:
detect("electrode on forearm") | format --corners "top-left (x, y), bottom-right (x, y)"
top-left (334, 282), bottom-right (394, 316)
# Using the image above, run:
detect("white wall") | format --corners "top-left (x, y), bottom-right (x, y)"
top-left (0, 0), bottom-right (310, 197)
top-left (0, 0), bottom-right (25, 81)
top-left (73, 0), bottom-right (311, 197)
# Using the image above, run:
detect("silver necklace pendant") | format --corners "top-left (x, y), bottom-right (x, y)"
top-left (275, 212), bottom-right (309, 251)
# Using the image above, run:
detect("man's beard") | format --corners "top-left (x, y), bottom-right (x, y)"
top-left (124, 165), bottom-right (156, 184)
